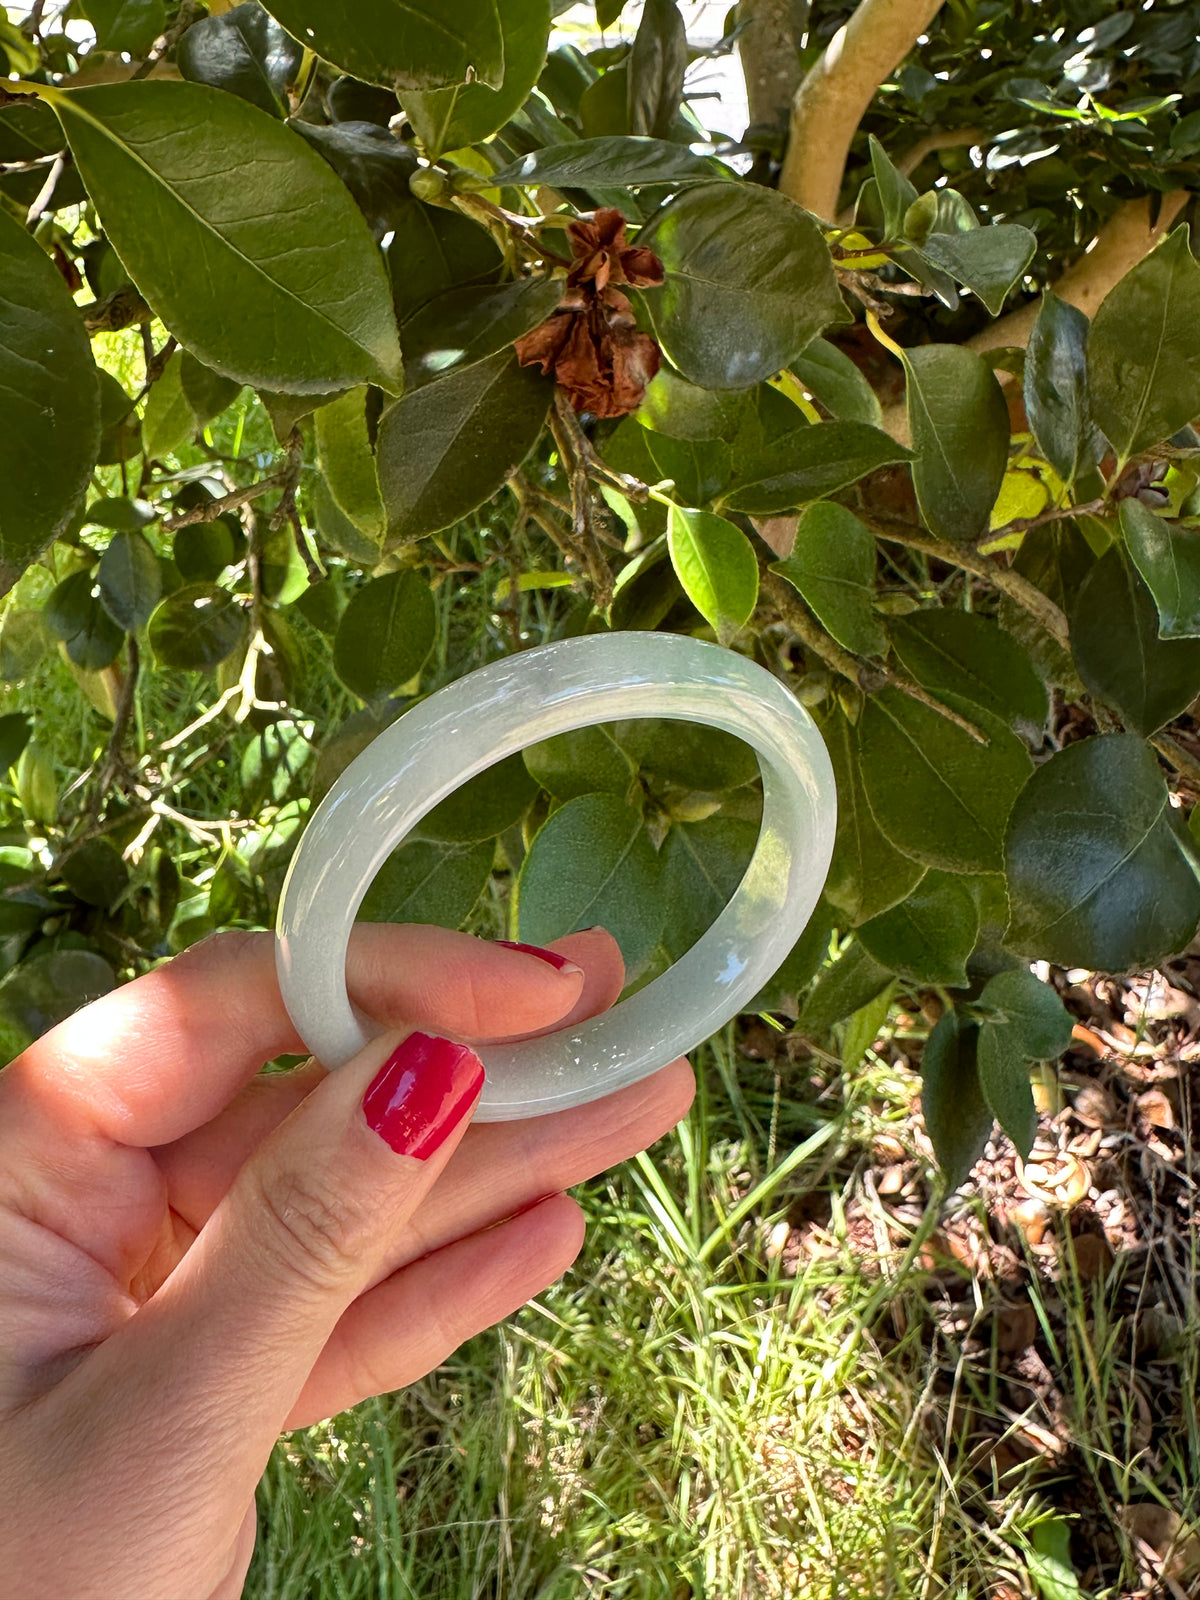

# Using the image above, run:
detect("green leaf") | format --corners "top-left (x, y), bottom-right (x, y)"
top-left (1088, 227), bottom-right (1200, 464)
top-left (858, 870), bottom-right (979, 987)
top-left (0, 714), bottom-right (30, 775)
top-left (314, 387), bottom-right (386, 545)
top-left (821, 706), bottom-right (925, 925)
top-left (904, 345), bottom-right (1009, 543)
top-left (661, 815), bottom-right (758, 960)
top-left (641, 428), bottom-right (732, 508)
top-left (97, 530), bottom-right (162, 632)
top-left (868, 136), bottom-right (918, 242)
top-left (332, 571), bottom-right (436, 699)
top-left (721, 421), bottom-right (911, 516)
top-left (47, 81), bottom-right (403, 395)
top-left (1069, 545), bottom-right (1200, 736)
top-left (400, 0), bottom-right (550, 156)
top-left (148, 583), bottom-right (249, 672)
top-left (0, 212), bottom-right (100, 593)
top-left (523, 725), bottom-right (636, 802)
top-left (0, 613), bottom-right (48, 684)
top-left (628, 0), bottom-right (687, 140)
top-left (917, 224), bottom-right (1036, 316)
top-left (800, 938), bottom-right (892, 1035)
top-left (1120, 498), bottom-right (1200, 640)
top-left (177, 3), bottom-right (302, 117)
top-left (516, 793), bottom-right (665, 978)
top-left (1024, 295), bottom-right (1096, 487)
top-left (45, 571), bottom-right (124, 671)
top-left (977, 1021), bottom-right (1037, 1161)
top-left (95, 370), bottom-right (142, 467)
top-left (636, 366), bottom-right (748, 442)
top-left (294, 121), bottom-right (420, 240)
top-left (790, 338), bottom-right (883, 428)
top-left (401, 276), bottom-right (563, 389)
top-left (84, 496), bottom-right (155, 532)
top-left (180, 352), bottom-right (243, 429)
top-left (750, 893), bottom-right (838, 1014)
top-left (614, 720), bottom-right (758, 792)
top-left (921, 1012), bottom-right (991, 1189)
top-left (376, 350), bottom-right (551, 544)
top-left (637, 183), bottom-right (843, 390)
top-left (61, 837), bottom-right (131, 910)
top-left (360, 836), bottom-right (495, 928)
top-left (1028, 1518), bottom-right (1083, 1600)
top-left (890, 610), bottom-right (1049, 729)
top-left (261, 0), bottom-right (506, 92)
top-left (386, 199), bottom-right (502, 323)
top-left (240, 720), bottom-right (313, 808)
top-left (417, 752), bottom-right (537, 842)
top-left (83, 0), bottom-right (166, 55)
top-left (976, 967), bottom-right (1074, 1061)
top-left (858, 689), bottom-right (1033, 875)
top-left (1006, 733), bottom-right (1200, 971)
top-left (667, 505), bottom-right (758, 640)
top-left (771, 504), bottom-right (886, 657)
top-left (141, 350), bottom-right (195, 461)
top-left (841, 980), bottom-right (897, 1071)
top-left (0, 948), bottom-right (115, 1043)
top-left (173, 519), bottom-right (243, 583)
top-left (486, 136), bottom-right (724, 191)
top-left (311, 475), bottom-right (384, 567)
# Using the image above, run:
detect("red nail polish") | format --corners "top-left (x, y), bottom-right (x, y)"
top-left (362, 1033), bottom-right (484, 1159)
top-left (496, 940), bottom-right (582, 975)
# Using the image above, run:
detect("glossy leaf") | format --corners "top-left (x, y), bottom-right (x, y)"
top-left (386, 199), bottom-right (502, 323)
top-left (667, 505), bottom-right (759, 641)
top-left (858, 869), bottom-right (979, 987)
top-left (790, 338), bottom-right (883, 427)
top-left (917, 223), bottom-right (1036, 315)
top-left (293, 121), bottom-right (420, 240)
top-left (45, 571), bottom-right (124, 672)
top-left (642, 429), bottom-right (732, 508)
top-left (921, 1012), bottom-right (991, 1189)
top-left (976, 967), bottom-right (1074, 1061)
top-left (0, 211), bottom-right (100, 594)
top-left (47, 81), bottom-right (404, 395)
top-left (174, 519), bottom-right (242, 584)
top-left (821, 707), bottom-right (925, 926)
top-left (977, 1022), bottom-right (1037, 1161)
top-left (721, 422), bottom-right (912, 516)
top-left (638, 183), bottom-right (842, 390)
top-left (1069, 545), bottom-right (1200, 736)
top-left (628, 0), bottom-right (686, 140)
top-left (315, 387), bottom-right (385, 546)
top-left (97, 531), bottom-right (162, 632)
top-left (516, 793), bottom-right (665, 978)
top-left (890, 609), bottom-right (1049, 729)
top-left (858, 689), bottom-right (1033, 874)
top-left (869, 136), bottom-right (918, 242)
top-left (149, 584), bottom-right (249, 672)
top-left (360, 836), bottom-right (495, 928)
top-left (486, 136), bottom-right (724, 191)
top-left (401, 0), bottom-right (550, 156)
top-left (332, 571), bottom-right (436, 699)
top-left (141, 351), bottom-right (195, 461)
top-left (1006, 733), bottom-right (1200, 970)
top-left (524, 725), bottom-right (636, 802)
top-left (376, 350), bottom-right (551, 545)
top-left (417, 753), bottom-right (537, 843)
top-left (1120, 498), bottom-right (1200, 640)
top-left (771, 504), bottom-right (886, 657)
top-left (1024, 294), bottom-right (1095, 486)
top-left (260, 0), bottom-right (506, 92)
top-left (661, 815), bottom-right (758, 960)
top-left (904, 345), bottom-right (1009, 543)
top-left (1089, 228), bottom-right (1200, 463)
top-left (636, 367), bottom-right (748, 442)
top-left (83, 0), bottom-right (165, 55)
top-left (177, 3), bottom-right (302, 117)
top-left (402, 276), bottom-right (563, 389)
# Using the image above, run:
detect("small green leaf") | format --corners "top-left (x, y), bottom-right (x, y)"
top-left (45, 571), bottom-right (124, 671)
top-left (401, 276), bottom-right (563, 389)
top-left (661, 815), bottom-right (758, 960)
top-left (921, 1012), bottom-right (992, 1189)
top-left (976, 968), bottom-right (1074, 1061)
top-left (821, 706), bottom-right (925, 926)
top-left (917, 223), bottom-right (1036, 316)
top-left (240, 720), bottom-right (313, 809)
top-left (141, 350), bottom-right (195, 461)
top-left (637, 182), bottom-right (843, 390)
top-left (400, 0), bottom-right (550, 156)
top-left (485, 136), bottom-right (724, 191)
top-left (750, 893), bottom-right (838, 1015)
top-left (0, 714), bottom-right (30, 775)
top-left (417, 753), bottom-right (537, 843)
top-left (178, 3), bottom-right (302, 117)
top-left (523, 725), bottom-right (636, 802)
top-left (97, 530), bottom-right (162, 632)
top-left (315, 387), bottom-right (386, 546)
top-left (332, 572), bottom-right (436, 700)
top-left (790, 338), bottom-right (883, 427)
top-left (1069, 545), bottom-right (1200, 735)
top-left (667, 505), bottom-right (758, 640)
top-left (83, 0), bottom-right (166, 55)
top-left (800, 939), bottom-right (892, 1035)
top-left (1120, 498), bottom-right (1200, 639)
top-left (977, 1020), bottom-right (1037, 1160)
top-left (615, 719), bottom-right (759, 792)
top-left (1024, 294), bottom-right (1096, 487)
top-left (1089, 227), bottom-right (1200, 464)
top-left (721, 422), bottom-right (912, 516)
top-left (858, 870), bottom-right (979, 987)
top-left (148, 584), bottom-right (248, 672)
top-left (1006, 733), bottom-right (1200, 971)
top-left (84, 496), bottom-right (155, 532)
top-left (376, 350), bottom-right (551, 544)
top-left (628, 0), bottom-right (687, 140)
top-left (173, 519), bottom-right (243, 584)
top-left (858, 690), bottom-right (1033, 874)
top-left (0, 613), bottom-right (48, 683)
top-left (890, 609), bottom-right (1049, 729)
top-left (904, 344), bottom-right (1009, 543)
top-left (636, 366), bottom-right (748, 442)
top-left (840, 980), bottom-right (897, 1071)
top-left (61, 837), bottom-right (130, 910)
top-left (0, 211), bottom-right (100, 593)
top-left (360, 836), bottom-right (495, 928)
top-left (261, 0), bottom-right (506, 92)
top-left (516, 793), bottom-right (665, 978)
top-left (771, 503), bottom-right (886, 657)
top-left (868, 136), bottom-right (918, 242)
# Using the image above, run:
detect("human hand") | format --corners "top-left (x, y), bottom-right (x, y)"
top-left (0, 925), bottom-right (693, 1600)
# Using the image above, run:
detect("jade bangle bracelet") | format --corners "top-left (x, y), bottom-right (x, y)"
top-left (275, 632), bottom-right (836, 1121)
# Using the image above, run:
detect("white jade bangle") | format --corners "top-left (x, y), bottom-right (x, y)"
top-left (275, 632), bottom-right (836, 1121)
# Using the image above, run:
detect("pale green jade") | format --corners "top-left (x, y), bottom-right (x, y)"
top-left (275, 633), bottom-right (837, 1121)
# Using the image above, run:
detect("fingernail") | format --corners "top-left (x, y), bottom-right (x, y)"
top-left (362, 1033), bottom-right (484, 1159)
top-left (496, 940), bottom-right (583, 975)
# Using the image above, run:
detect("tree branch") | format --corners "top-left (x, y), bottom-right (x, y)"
top-left (778, 0), bottom-right (946, 219)
top-left (737, 0), bottom-right (806, 137)
top-left (895, 125), bottom-right (984, 178)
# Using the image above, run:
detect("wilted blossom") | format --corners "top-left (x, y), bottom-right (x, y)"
top-left (515, 208), bottom-right (664, 419)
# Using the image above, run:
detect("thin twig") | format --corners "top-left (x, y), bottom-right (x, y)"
top-left (25, 150), bottom-right (64, 227)
top-left (164, 474), bottom-right (286, 531)
top-left (0, 152), bottom-right (60, 175)
top-left (95, 636), bottom-right (140, 801)
top-left (131, 0), bottom-right (201, 79)
top-left (1152, 733), bottom-right (1200, 796)
top-left (83, 285), bottom-right (152, 336)
top-left (984, 496), bottom-right (1106, 545)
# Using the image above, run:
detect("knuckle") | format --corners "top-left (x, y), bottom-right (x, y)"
top-left (251, 1164), bottom-right (374, 1290)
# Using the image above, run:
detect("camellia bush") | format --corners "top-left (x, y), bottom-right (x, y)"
top-left (3, 0), bottom-right (1200, 1185)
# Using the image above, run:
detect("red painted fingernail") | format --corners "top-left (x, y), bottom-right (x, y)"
top-left (362, 1033), bottom-right (484, 1159)
top-left (496, 940), bottom-right (582, 975)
